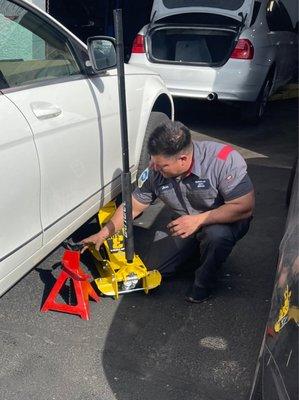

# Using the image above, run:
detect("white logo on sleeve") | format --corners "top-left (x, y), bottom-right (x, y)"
top-left (138, 168), bottom-right (149, 188)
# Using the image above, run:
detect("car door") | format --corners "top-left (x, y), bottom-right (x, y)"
top-left (0, 0), bottom-right (106, 246)
top-left (276, 0), bottom-right (297, 83)
top-left (87, 68), bottom-right (147, 185)
top-left (87, 74), bottom-right (123, 193)
top-left (266, 0), bottom-right (295, 87)
top-left (266, 0), bottom-right (285, 88)
top-left (0, 93), bottom-right (42, 295)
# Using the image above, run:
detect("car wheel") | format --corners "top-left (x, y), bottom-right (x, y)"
top-left (137, 111), bottom-right (169, 178)
top-left (243, 77), bottom-right (272, 125)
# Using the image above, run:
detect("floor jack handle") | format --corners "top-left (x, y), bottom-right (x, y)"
top-left (114, 9), bottom-right (134, 263)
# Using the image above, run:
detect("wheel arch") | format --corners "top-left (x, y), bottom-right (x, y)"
top-left (152, 93), bottom-right (173, 119)
top-left (267, 63), bottom-right (276, 95)
top-left (251, 62), bottom-right (276, 103)
top-left (132, 79), bottom-right (174, 174)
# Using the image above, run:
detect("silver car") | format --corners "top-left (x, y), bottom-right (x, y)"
top-left (129, 0), bottom-right (298, 122)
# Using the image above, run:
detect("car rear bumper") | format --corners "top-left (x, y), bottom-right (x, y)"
top-left (129, 55), bottom-right (269, 102)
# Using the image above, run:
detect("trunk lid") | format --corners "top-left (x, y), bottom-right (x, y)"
top-left (151, 0), bottom-right (255, 27)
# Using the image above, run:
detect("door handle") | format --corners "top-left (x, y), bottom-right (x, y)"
top-left (31, 101), bottom-right (62, 120)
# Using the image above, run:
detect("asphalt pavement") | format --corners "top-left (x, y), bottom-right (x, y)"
top-left (0, 98), bottom-right (297, 400)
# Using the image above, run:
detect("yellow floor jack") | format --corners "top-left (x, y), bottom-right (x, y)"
top-left (85, 10), bottom-right (162, 299)
top-left (88, 201), bottom-right (161, 300)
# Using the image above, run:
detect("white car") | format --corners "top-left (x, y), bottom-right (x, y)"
top-left (0, 0), bottom-right (173, 296)
top-left (129, 0), bottom-right (298, 122)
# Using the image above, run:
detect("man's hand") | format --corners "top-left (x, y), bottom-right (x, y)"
top-left (167, 214), bottom-right (205, 238)
top-left (80, 197), bottom-right (149, 253)
top-left (167, 191), bottom-right (255, 239)
top-left (81, 232), bottom-right (106, 253)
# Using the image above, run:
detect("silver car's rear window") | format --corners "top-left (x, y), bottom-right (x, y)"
top-left (162, 0), bottom-right (245, 11)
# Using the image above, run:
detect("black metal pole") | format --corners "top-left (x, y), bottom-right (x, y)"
top-left (113, 9), bottom-right (134, 263)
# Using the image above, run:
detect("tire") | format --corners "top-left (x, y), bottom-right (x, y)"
top-left (243, 76), bottom-right (272, 125)
top-left (137, 111), bottom-right (169, 178)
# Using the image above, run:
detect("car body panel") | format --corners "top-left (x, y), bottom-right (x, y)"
top-left (0, 94), bottom-right (42, 290)
top-left (4, 77), bottom-right (105, 244)
top-left (130, 51), bottom-right (270, 101)
top-left (130, 72), bottom-right (174, 164)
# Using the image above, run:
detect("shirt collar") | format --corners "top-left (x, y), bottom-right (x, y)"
top-left (187, 141), bottom-right (201, 178)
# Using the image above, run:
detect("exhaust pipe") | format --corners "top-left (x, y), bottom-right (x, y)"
top-left (207, 92), bottom-right (218, 101)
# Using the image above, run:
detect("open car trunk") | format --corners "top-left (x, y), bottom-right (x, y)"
top-left (147, 14), bottom-right (241, 67)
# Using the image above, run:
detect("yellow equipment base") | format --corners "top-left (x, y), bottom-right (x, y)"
top-left (89, 201), bottom-right (162, 299)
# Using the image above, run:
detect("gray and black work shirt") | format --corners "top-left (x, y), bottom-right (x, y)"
top-left (133, 140), bottom-right (253, 215)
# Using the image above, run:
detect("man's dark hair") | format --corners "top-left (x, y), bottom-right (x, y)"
top-left (147, 120), bottom-right (191, 156)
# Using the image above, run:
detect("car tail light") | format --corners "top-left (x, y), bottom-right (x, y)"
top-left (230, 39), bottom-right (254, 60)
top-left (132, 34), bottom-right (145, 53)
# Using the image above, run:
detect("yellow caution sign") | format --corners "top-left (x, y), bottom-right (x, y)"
top-left (274, 285), bottom-right (299, 333)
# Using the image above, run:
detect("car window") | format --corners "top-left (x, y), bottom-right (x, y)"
top-left (276, 0), bottom-right (294, 31)
top-left (250, 1), bottom-right (261, 26)
top-left (162, 0), bottom-right (245, 11)
top-left (266, 0), bottom-right (294, 32)
top-left (0, 0), bottom-right (81, 90)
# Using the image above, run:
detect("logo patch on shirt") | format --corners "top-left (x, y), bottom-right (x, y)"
top-left (138, 168), bottom-right (149, 188)
top-left (159, 183), bottom-right (173, 192)
top-left (193, 179), bottom-right (211, 189)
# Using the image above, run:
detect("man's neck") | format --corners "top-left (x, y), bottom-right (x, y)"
top-left (180, 150), bottom-right (194, 180)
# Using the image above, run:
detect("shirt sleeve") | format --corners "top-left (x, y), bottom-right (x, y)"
top-left (224, 174), bottom-right (254, 201)
top-left (132, 168), bottom-right (157, 204)
top-left (218, 150), bottom-right (253, 201)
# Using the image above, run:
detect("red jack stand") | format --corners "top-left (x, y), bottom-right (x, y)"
top-left (41, 250), bottom-right (100, 320)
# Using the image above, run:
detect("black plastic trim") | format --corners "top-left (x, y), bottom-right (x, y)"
top-left (1, 74), bottom-right (88, 94)
top-left (0, 232), bottom-right (42, 262)
top-left (86, 36), bottom-right (117, 73)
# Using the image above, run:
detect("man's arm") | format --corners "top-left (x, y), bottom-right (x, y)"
top-left (168, 190), bottom-right (255, 238)
top-left (201, 190), bottom-right (255, 225)
top-left (81, 196), bottom-right (149, 251)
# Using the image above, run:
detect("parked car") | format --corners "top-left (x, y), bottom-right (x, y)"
top-left (249, 161), bottom-right (298, 399)
top-left (0, 0), bottom-right (173, 296)
top-left (129, 0), bottom-right (298, 123)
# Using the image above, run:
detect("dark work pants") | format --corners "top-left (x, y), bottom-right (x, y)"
top-left (193, 218), bottom-right (252, 288)
top-left (140, 217), bottom-right (252, 289)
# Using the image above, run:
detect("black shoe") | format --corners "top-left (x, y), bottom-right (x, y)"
top-left (185, 285), bottom-right (211, 303)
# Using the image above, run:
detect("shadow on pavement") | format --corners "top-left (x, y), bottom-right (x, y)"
top-left (100, 99), bottom-right (297, 400)
top-left (2, 99), bottom-right (295, 400)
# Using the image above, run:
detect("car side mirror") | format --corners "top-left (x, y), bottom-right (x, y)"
top-left (294, 22), bottom-right (299, 34)
top-left (87, 36), bottom-right (116, 72)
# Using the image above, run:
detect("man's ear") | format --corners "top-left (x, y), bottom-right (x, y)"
top-left (179, 154), bottom-right (188, 165)
top-left (149, 158), bottom-right (154, 169)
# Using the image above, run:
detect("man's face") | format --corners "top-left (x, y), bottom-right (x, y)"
top-left (150, 154), bottom-right (188, 178)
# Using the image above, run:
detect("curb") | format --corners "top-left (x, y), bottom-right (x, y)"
top-left (270, 83), bottom-right (299, 101)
